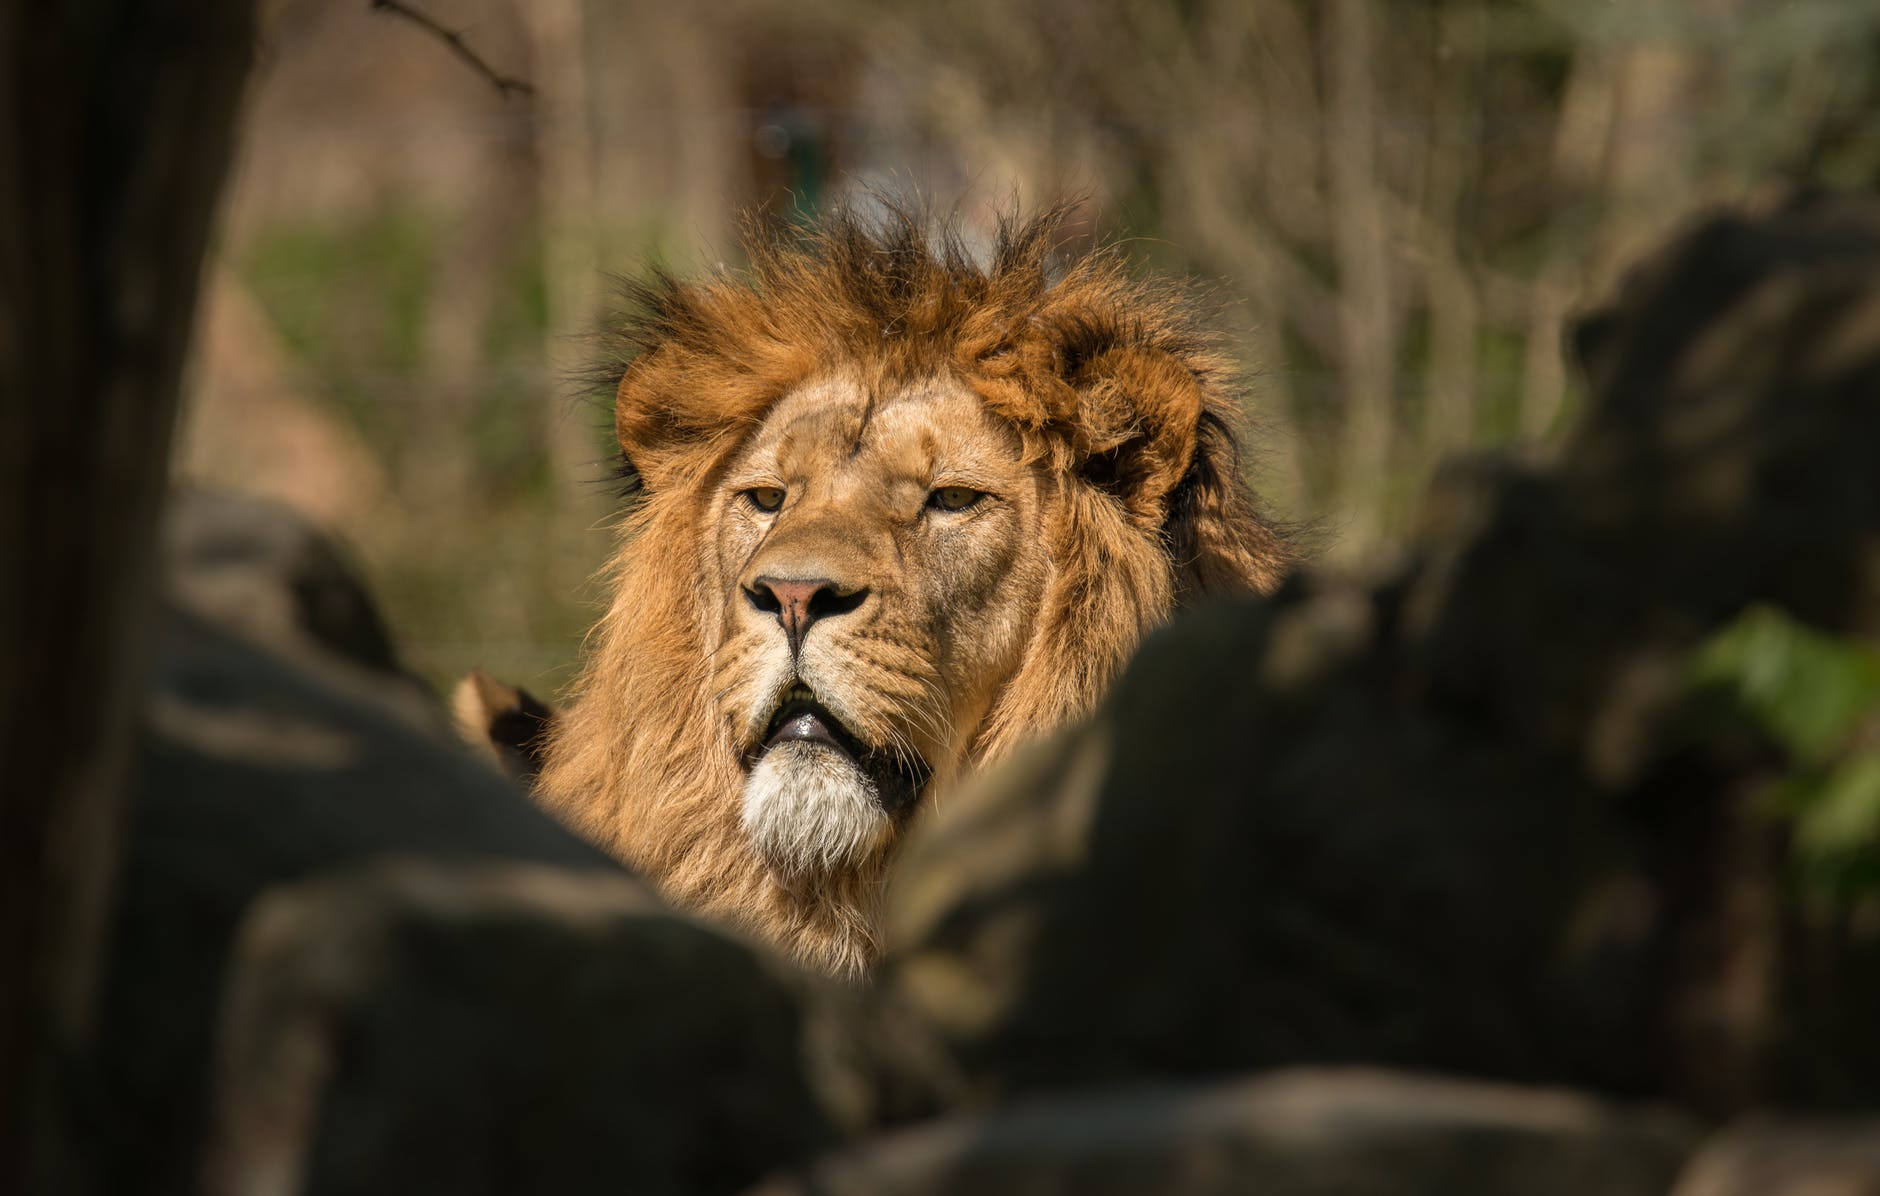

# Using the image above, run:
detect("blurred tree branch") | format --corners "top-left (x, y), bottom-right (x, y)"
top-left (867, 0), bottom-right (1880, 558)
top-left (370, 0), bottom-right (535, 99)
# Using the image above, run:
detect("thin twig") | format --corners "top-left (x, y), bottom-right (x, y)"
top-left (370, 0), bottom-right (534, 99)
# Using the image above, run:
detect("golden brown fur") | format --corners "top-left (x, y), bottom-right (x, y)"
top-left (536, 205), bottom-right (1292, 976)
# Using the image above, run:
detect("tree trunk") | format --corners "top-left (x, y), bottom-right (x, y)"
top-left (1325, 0), bottom-right (1399, 556)
top-left (0, 3), bottom-right (255, 1191)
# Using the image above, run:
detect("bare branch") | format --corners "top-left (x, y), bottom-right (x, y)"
top-left (370, 0), bottom-right (535, 100)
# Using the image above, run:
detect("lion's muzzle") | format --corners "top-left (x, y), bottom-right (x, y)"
top-left (751, 682), bottom-right (930, 819)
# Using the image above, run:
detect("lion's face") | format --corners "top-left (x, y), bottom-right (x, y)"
top-left (534, 207), bottom-right (1293, 975)
top-left (710, 374), bottom-right (1048, 877)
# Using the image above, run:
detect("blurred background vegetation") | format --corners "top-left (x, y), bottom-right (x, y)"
top-left (174, 0), bottom-right (1880, 700)
top-left (1690, 607), bottom-right (1880, 905)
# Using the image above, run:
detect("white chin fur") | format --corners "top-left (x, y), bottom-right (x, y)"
top-left (741, 744), bottom-right (890, 876)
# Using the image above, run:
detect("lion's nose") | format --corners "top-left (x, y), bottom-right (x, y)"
top-left (745, 575), bottom-right (868, 655)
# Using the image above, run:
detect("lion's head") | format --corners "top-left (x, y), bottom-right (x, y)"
top-left (533, 206), bottom-right (1292, 975)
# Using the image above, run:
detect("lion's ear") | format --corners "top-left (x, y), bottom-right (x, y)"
top-left (612, 349), bottom-right (740, 497)
top-left (611, 334), bottom-right (799, 497)
top-left (612, 350), bottom-right (685, 497)
top-left (1068, 345), bottom-right (1208, 526)
top-left (1163, 408), bottom-right (1294, 597)
top-left (1066, 343), bottom-right (1292, 597)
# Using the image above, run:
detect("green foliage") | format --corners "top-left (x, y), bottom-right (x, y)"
top-left (233, 210), bottom-right (612, 699)
top-left (1691, 606), bottom-right (1880, 764)
top-left (1690, 606), bottom-right (1880, 900)
top-left (243, 208), bottom-right (440, 434)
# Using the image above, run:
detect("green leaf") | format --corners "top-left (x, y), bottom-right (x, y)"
top-left (1793, 753), bottom-right (1880, 857)
top-left (1689, 606), bottom-right (1880, 764)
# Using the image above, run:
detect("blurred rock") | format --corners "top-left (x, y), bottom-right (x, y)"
top-left (751, 1069), bottom-right (1695, 1196)
top-left (877, 192), bottom-right (1880, 1116)
top-left (95, 608), bottom-right (623, 1193)
top-left (1671, 1117), bottom-right (1880, 1196)
top-left (880, 589), bottom-right (1638, 1105)
top-left (164, 488), bottom-right (407, 683)
top-left (104, 495), bottom-right (834, 1193)
top-left (203, 861), bottom-right (833, 1196)
top-left (97, 194), bottom-right (1880, 1193)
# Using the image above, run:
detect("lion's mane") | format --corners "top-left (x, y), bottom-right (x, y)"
top-left (536, 205), bottom-right (1292, 975)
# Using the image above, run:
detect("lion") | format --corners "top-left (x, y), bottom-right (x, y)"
top-left (468, 205), bottom-right (1293, 976)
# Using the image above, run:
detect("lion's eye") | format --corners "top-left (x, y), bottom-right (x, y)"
top-left (745, 486), bottom-right (786, 512)
top-left (927, 486), bottom-right (984, 513)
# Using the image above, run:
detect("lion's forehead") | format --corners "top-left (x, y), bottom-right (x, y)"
top-left (743, 375), bottom-right (1022, 486)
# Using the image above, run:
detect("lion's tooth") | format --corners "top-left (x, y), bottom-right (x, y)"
top-left (773, 684), bottom-right (809, 716)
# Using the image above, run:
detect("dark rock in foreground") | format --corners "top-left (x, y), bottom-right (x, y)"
top-left (203, 861), bottom-right (832, 1196)
top-left (878, 192), bottom-right (1880, 1118)
top-left (1670, 1116), bottom-right (1880, 1196)
top-left (749, 1069), bottom-right (1696, 1196)
top-left (98, 501), bottom-right (835, 1194)
top-left (95, 193), bottom-right (1880, 1195)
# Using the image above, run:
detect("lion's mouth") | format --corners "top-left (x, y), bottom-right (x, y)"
top-left (753, 683), bottom-right (930, 817)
